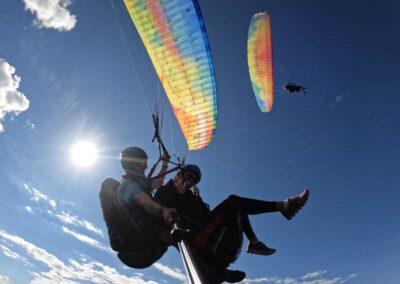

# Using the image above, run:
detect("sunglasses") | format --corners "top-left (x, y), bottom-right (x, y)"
top-left (183, 171), bottom-right (199, 187)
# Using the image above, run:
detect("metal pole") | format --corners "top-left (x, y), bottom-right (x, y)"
top-left (170, 216), bottom-right (209, 284)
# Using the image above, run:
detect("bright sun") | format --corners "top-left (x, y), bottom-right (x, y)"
top-left (70, 141), bottom-right (98, 167)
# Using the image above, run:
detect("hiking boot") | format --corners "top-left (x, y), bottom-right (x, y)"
top-left (223, 269), bottom-right (246, 283)
top-left (204, 268), bottom-right (245, 284)
top-left (203, 269), bottom-right (223, 284)
top-left (282, 189), bottom-right (309, 220)
top-left (246, 241), bottom-right (276, 255)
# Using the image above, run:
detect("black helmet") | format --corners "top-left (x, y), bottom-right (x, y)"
top-left (120, 147), bottom-right (148, 170)
top-left (181, 164), bottom-right (201, 185)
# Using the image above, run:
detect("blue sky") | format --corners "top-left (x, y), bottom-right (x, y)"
top-left (0, 0), bottom-right (399, 283)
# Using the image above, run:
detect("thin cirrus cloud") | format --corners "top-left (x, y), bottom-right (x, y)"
top-left (0, 59), bottom-right (30, 133)
top-left (340, 274), bottom-right (357, 283)
top-left (1, 244), bottom-right (23, 260)
top-left (25, 206), bottom-right (33, 213)
top-left (24, 119), bottom-right (35, 130)
top-left (329, 92), bottom-right (350, 110)
top-left (153, 262), bottom-right (187, 282)
top-left (17, 184), bottom-right (356, 284)
top-left (0, 230), bottom-right (159, 284)
top-left (14, 183), bottom-right (356, 284)
top-left (54, 211), bottom-right (104, 237)
top-left (23, 183), bottom-right (104, 237)
top-left (61, 226), bottom-right (111, 253)
top-left (0, 244), bottom-right (32, 267)
top-left (23, 0), bottom-right (77, 32)
top-left (302, 270), bottom-right (328, 280)
top-left (242, 271), bottom-right (357, 284)
top-left (23, 183), bottom-right (56, 209)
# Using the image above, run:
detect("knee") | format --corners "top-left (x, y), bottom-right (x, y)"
top-left (118, 243), bottom-right (167, 269)
top-left (226, 194), bottom-right (240, 204)
top-left (228, 194), bottom-right (240, 200)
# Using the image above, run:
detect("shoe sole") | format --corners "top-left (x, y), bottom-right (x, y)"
top-left (285, 189), bottom-right (309, 220)
top-left (247, 249), bottom-right (276, 256)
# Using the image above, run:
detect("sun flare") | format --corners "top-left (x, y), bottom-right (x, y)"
top-left (70, 141), bottom-right (98, 167)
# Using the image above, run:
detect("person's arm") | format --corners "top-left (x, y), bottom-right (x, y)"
top-left (151, 154), bottom-right (169, 189)
top-left (192, 186), bottom-right (210, 210)
top-left (153, 183), bottom-right (171, 207)
top-left (133, 192), bottom-right (176, 224)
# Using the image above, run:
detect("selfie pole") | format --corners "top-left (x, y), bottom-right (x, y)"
top-left (170, 215), bottom-right (209, 284)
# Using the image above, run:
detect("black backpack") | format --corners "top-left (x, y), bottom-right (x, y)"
top-left (99, 178), bottom-right (167, 268)
top-left (99, 178), bottom-right (134, 252)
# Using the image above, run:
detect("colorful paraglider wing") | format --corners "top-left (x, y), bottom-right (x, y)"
top-left (247, 12), bottom-right (273, 112)
top-left (124, 0), bottom-right (217, 150)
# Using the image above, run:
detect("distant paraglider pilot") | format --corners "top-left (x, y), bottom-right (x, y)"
top-left (99, 146), bottom-right (176, 269)
top-left (284, 81), bottom-right (307, 94)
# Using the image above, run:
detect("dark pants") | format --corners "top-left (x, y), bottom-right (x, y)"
top-left (191, 195), bottom-right (278, 269)
top-left (211, 194), bottom-right (278, 240)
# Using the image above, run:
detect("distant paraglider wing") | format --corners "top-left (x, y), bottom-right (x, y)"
top-left (123, 0), bottom-right (217, 151)
top-left (247, 12), bottom-right (273, 112)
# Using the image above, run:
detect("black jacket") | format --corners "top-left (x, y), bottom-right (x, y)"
top-left (154, 180), bottom-right (210, 237)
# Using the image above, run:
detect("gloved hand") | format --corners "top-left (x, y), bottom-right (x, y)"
top-left (160, 206), bottom-right (177, 225)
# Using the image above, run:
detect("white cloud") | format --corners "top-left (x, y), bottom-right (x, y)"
top-left (23, 184), bottom-right (57, 209)
top-left (1, 244), bottom-right (22, 260)
top-left (55, 211), bottom-right (103, 237)
top-left (279, 277), bottom-right (296, 284)
top-left (241, 277), bottom-right (276, 283)
top-left (0, 230), bottom-right (65, 269)
top-left (31, 188), bottom-right (56, 208)
top-left (0, 244), bottom-right (33, 267)
top-left (0, 59), bottom-right (29, 133)
top-left (0, 229), bottom-right (357, 284)
top-left (302, 270), bottom-right (328, 280)
top-left (25, 206), bottom-right (33, 213)
top-left (23, 183), bottom-right (32, 194)
top-left (134, 272), bottom-right (145, 277)
top-left (24, 119), bottom-right (35, 130)
top-left (335, 95), bottom-right (345, 103)
top-left (0, 274), bottom-right (13, 284)
top-left (0, 230), bottom-right (158, 284)
top-left (299, 278), bottom-right (341, 284)
top-left (340, 274), bottom-right (357, 283)
top-left (241, 276), bottom-right (298, 283)
top-left (242, 272), bottom-right (356, 284)
top-left (23, 183), bottom-right (104, 238)
top-left (153, 262), bottom-right (187, 282)
top-left (23, 0), bottom-right (77, 31)
top-left (329, 92), bottom-right (350, 110)
top-left (61, 227), bottom-right (110, 253)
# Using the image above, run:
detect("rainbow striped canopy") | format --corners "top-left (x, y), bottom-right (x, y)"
top-left (124, 0), bottom-right (217, 150)
top-left (247, 12), bottom-right (273, 112)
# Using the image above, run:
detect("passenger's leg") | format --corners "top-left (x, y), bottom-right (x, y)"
top-left (212, 190), bottom-right (309, 255)
top-left (212, 194), bottom-right (280, 216)
top-left (241, 214), bottom-right (276, 255)
top-left (211, 195), bottom-right (278, 251)
top-left (213, 189), bottom-right (309, 220)
top-left (241, 214), bottom-right (255, 240)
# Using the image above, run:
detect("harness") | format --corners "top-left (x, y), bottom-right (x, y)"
top-left (99, 176), bottom-right (159, 252)
top-left (153, 181), bottom-right (243, 269)
top-left (190, 213), bottom-right (243, 269)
